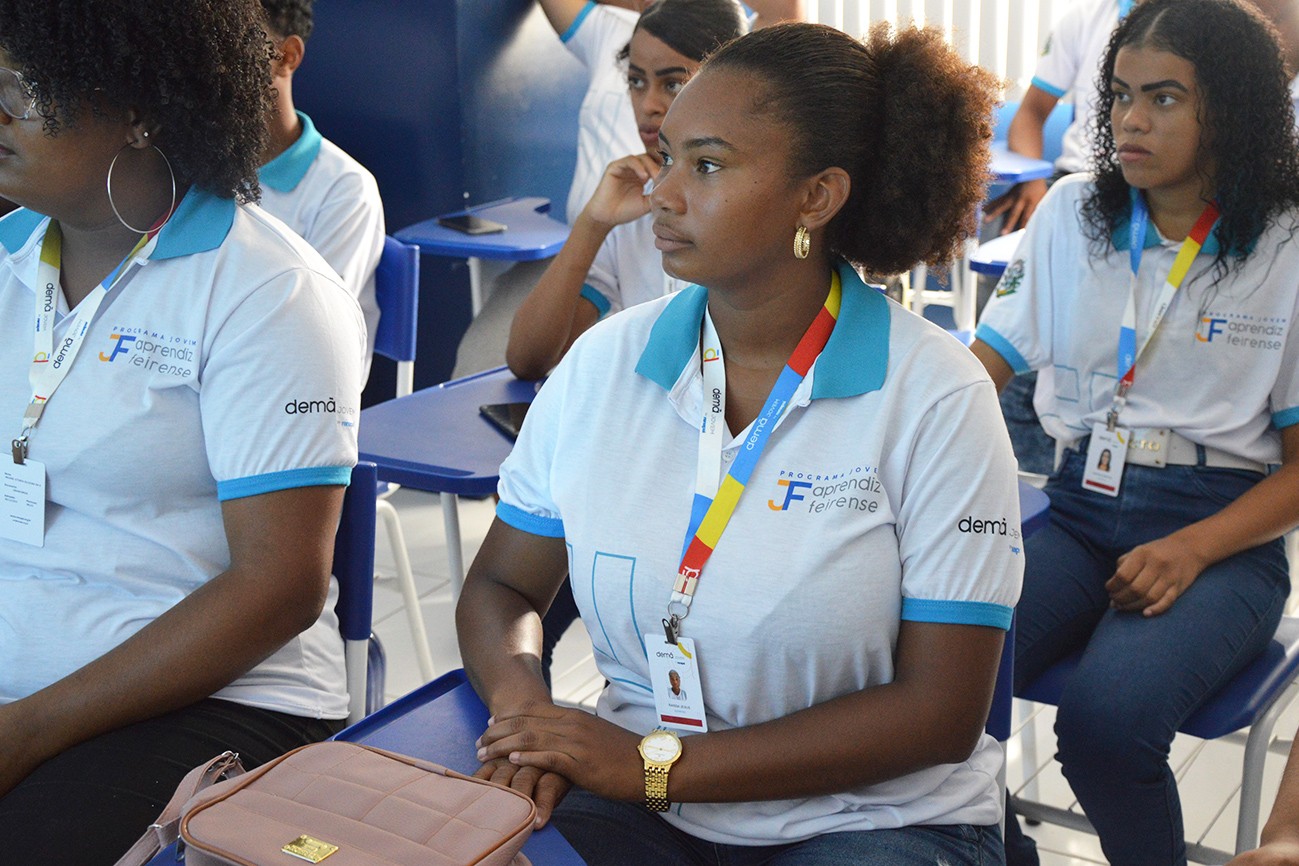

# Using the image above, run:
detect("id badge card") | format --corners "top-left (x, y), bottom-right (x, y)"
top-left (644, 634), bottom-right (708, 732)
top-left (1081, 423), bottom-right (1128, 498)
top-left (1, 458), bottom-right (46, 546)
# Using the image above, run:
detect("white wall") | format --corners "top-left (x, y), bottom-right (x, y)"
top-left (804, 0), bottom-right (1077, 100)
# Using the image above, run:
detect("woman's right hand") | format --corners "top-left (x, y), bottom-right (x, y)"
top-left (583, 154), bottom-right (662, 230)
top-left (1228, 839), bottom-right (1299, 865)
top-left (984, 178), bottom-right (1048, 234)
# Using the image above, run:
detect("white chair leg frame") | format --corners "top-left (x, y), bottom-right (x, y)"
top-left (376, 497), bottom-right (436, 682)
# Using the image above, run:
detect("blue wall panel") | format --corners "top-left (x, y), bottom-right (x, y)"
top-left (294, 1), bottom-right (590, 394)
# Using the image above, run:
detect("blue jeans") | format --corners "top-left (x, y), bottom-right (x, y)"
top-left (1000, 373), bottom-right (1054, 475)
top-left (553, 788), bottom-right (1005, 865)
top-left (1013, 449), bottom-right (1289, 866)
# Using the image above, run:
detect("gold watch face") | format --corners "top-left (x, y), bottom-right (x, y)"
top-left (641, 730), bottom-right (681, 763)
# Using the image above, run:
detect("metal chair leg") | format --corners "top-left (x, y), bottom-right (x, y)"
top-left (376, 497), bottom-right (436, 682)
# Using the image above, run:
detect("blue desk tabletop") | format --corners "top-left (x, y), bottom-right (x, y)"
top-left (970, 229), bottom-right (1026, 276)
top-left (358, 366), bottom-right (541, 496)
top-left (335, 670), bottom-right (585, 864)
top-left (989, 144), bottom-right (1055, 185)
top-left (396, 197), bottom-right (570, 262)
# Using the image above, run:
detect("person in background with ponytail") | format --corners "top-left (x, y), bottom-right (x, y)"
top-left (973, 1), bottom-right (1299, 863)
top-left (506, 0), bottom-right (747, 381)
top-left (459, 22), bottom-right (1021, 865)
top-left (0, 2), bottom-right (363, 862)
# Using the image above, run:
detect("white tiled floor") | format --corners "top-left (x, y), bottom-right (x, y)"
top-left (371, 486), bottom-right (1298, 865)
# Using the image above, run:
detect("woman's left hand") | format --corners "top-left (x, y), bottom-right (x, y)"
top-left (476, 705), bottom-right (644, 802)
top-left (1106, 534), bottom-right (1208, 616)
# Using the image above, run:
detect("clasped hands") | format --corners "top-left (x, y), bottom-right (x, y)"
top-left (474, 699), bottom-right (644, 827)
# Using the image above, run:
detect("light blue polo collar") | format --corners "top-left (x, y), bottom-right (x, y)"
top-left (1110, 187), bottom-right (1240, 257)
top-left (0, 186), bottom-right (235, 261)
top-left (634, 260), bottom-right (891, 399)
top-left (259, 110), bottom-right (322, 192)
top-left (1118, 0), bottom-right (1135, 19)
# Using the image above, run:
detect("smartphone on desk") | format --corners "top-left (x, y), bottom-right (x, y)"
top-left (438, 213), bottom-right (508, 235)
top-left (480, 402), bottom-right (532, 441)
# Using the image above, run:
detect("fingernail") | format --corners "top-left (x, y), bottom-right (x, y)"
top-left (474, 737), bottom-right (482, 747)
top-left (487, 715), bottom-right (495, 725)
top-left (476, 747), bottom-right (486, 759)
top-left (510, 752), bottom-right (521, 764)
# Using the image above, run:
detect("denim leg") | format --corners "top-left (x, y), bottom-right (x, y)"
top-left (1025, 461), bottom-right (1290, 866)
top-left (1000, 374), bottom-right (1055, 476)
top-left (551, 788), bottom-right (713, 866)
top-left (758, 825), bottom-right (1004, 866)
top-left (1013, 454), bottom-right (1118, 690)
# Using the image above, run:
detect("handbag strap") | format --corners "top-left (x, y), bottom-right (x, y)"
top-left (113, 751), bottom-right (246, 866)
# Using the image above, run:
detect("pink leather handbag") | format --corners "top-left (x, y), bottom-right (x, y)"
top-left (115, 741), bottom-right (535, 866)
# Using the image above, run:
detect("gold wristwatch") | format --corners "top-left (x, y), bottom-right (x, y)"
top-left (638, 728), bottom-right (683, 811)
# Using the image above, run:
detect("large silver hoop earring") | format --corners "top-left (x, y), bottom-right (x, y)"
top-left (106, 144), bottom-right (177, 234)
top-left (794, 225), bottom-right (810, 260)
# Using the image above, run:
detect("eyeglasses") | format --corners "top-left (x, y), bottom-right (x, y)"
top-left (0, 67), bottom-right (36, 120)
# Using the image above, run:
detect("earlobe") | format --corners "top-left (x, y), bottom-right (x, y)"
top-left (124, 110), bottom-right (158, 149)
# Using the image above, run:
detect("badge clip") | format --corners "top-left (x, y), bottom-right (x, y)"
top-left (662, 616), bottom-right (678, 645)
top-left (11, 436), bottom-right (27, 466)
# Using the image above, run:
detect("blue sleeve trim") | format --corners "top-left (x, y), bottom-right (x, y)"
top-left (1273, 406), bottom-right (1299, 429)
top-left (217, 465), bottom-right (352, 501)
top-left (580, 283), bottom-right (612, 319)
top-left (974, 324), bottom-right (1032, 375)
top-left (560, 1), bottom-right (596, 43)
top-left (496, 501), bottom-right (565, 538)
top-left (902, 598), bottom-right (1014, 631)
top-left (1030, 77), bottom-right (1067, 99)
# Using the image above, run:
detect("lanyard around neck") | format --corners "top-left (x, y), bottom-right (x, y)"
top-left (1109, 195), bottom-right (1219, 427)
top-left (13, 222), bottom-right (156, 463)
top-left (664, 271), bottom-right (842, 642)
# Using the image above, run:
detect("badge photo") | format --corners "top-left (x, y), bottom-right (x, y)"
top-left (644, 635), bottom-right (708, 732)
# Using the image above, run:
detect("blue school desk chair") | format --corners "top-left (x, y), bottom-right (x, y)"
top-left (1011, 611), bottom-right (1299, 859)
top-left (372, 235), bottom-right (437, 684)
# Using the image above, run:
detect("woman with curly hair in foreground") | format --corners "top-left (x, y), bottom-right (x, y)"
top-left (0, 1), bottom-right (364, 861)
top-left (973, 0), bottom-right (1299, 862)
top-left (458, 22), bottom-right (1020, 865)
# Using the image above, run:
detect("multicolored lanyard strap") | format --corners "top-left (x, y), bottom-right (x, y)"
top-left (13, 221), bottom-right (158, 464)
top-left (663, 271), bottom-right (842, 643)
top-left (1108, 194), bottom-right (1219, 429)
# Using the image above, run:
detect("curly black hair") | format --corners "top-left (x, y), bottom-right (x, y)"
top-left (0, 0), bottom-right (274, 201)
top-left (261, 0), bottom-right (315, 42)
top-left (1083, 0), bottom-right (1299, 273)
top-left (703, 23), bottom-right (999, 276)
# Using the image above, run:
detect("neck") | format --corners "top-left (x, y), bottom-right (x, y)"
top-left (53, 180), bottom-right (182, 308)
top-left (56, 218), bottom-right (150, 308)
top-left (707, 258), bottom-right (834, 370)
top-left (1143, 181), bottom-right (1214, 242)
top-left (262, 95), bottom-right (301, 165)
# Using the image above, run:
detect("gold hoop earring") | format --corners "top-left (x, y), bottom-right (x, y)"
top-left (106, 144), bottom-right (177, 234)
top-left (794, 225), bottom-right (810, 260)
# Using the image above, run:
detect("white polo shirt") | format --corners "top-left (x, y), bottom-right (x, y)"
top-left (560, 1), bottom-right (642, 223)
top-left (259, 111), bottom-right (384, 379)
top-left (977, 174), bottom-right (1299, 461)
top-left (0, 190), bottom-right (364, 719)
top-left (1031, 0), bottom-right (1133, 173)
top-left (498, 262), bottom-right (1023, 843)
top-left (578, 210), bottom-right (687, 319)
